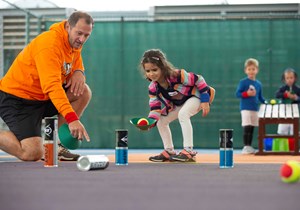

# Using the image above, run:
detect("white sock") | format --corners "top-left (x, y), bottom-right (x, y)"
top-left (165, 148), bottom-right (176, 154)
top-left (184, 147), bottom-right (193, 153)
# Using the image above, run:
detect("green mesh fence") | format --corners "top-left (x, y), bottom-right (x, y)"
top-left (44, 18), bottom-right (300, 149)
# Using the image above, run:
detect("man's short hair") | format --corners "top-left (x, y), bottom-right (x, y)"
top-left (68, 11), bottom-right (94, 28)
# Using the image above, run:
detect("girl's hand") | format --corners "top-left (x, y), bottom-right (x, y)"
top-left (291, 94), bottom-right (298, 101)
top-left (146, 118), bottom-right (157, 131)
top-left (200, 102), bottom-right (210, 117)
top-left (286, 91), bottom-right (293, 99)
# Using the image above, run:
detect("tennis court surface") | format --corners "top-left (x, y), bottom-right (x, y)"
top-left (1, 149), bottom-right (299, 210)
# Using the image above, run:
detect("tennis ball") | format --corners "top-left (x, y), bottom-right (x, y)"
top-left (137, 118), bottom-right (149, 126)
top-left (280, 160), bottom-right (300, 183)
top-left (270, 99), bottom-right (276, 105)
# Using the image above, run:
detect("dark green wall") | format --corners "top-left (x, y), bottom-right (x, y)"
top-left (47, 18), bottom-right (300, 149)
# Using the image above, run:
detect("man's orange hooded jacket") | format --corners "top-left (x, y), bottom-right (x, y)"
top-left (0, 21), bottom-right (84, 121)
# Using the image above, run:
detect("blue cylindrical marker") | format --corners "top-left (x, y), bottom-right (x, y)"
top-left (115, 129), bottom-right (128, 165)
top-left (219, 129), bottom-right (234, 168)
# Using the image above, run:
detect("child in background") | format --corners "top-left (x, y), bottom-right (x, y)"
top-left (236, 58), bottom-right (265, 154)
top-left (139, 49), bottom-right (215, 162)
top-left (275, 68), bottom-right (300, 135)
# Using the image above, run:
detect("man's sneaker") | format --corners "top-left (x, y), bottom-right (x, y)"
top-left (241, 146), bottom-right (255, 155)
top-left (58, 143), bottom-right (80, 161)
top-left (149, 150), bottom-right (176, 162)
top-left (170, 149), bottom-right (197, 162)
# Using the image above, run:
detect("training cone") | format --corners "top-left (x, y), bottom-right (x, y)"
top-left (130, 117), bottom-right (157, 131)
top-left (58, 124), bottom-right (82, 150)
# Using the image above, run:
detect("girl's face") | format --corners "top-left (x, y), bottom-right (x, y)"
top-left (284, 72), bottom-right (296, 87)
top-left (245, 64), bottom-right (259, 80)
top-left (144, 63), bottom-right (164, 83)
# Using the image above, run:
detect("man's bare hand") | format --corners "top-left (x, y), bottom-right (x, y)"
top-left (68, 120), bottom-right (90, 142)
top-left (65, 71), bottom-right (86, 96)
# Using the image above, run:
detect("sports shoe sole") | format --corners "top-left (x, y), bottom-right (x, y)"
top-left (171, 157), bottom-right (196, 162)
top-left (58, 156), bottom-right (79, 161)
top-left (149, 158), bottom-right (166, 162)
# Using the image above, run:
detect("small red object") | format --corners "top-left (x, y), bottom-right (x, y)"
top-left (137, 118), bottom-right (149, 126)
top-left (281, 164), bottom-right (293, 178)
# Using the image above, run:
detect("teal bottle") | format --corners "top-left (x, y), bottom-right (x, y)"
top-left (115, 129), bottom-right (128, 165)
top-left (219, 129), bottom-right (234, 168)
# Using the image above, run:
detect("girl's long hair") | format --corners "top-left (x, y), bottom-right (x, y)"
top-left (140, 49), bottom-right (177, 81)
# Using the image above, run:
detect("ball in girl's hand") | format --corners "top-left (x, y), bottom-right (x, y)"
top-left (137, 118), bottom-right (149, 126)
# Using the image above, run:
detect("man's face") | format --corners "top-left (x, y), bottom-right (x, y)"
top-left (66, 18), bottom-right (93, 49)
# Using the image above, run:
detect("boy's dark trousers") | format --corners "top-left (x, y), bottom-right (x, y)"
top-left (243, 125), bottom-right (254, 145)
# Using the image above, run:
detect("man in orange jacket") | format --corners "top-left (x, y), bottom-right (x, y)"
top-left (0, 11), bottom-right (93, 161)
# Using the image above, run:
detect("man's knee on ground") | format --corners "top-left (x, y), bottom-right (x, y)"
top-left (19, 137), bottom-right (43, 161)
top-left (19, 148), bottom-right (43, 161)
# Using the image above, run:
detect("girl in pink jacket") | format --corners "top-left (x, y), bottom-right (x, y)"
top-left (140, 49), bottom-right (214, 162)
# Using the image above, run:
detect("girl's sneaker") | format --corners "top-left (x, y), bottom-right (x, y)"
top-left (149, 150), bottom-right (176, 162)
top-left (170, 149), bottom-right (197, 162)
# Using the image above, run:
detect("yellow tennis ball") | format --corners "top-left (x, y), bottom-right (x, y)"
top-left (280, 160), bottom-right (300, 183)
top-left (137, 118), bottom-right (149, 126)
top-left (270, 99), bottom-right (276, 105)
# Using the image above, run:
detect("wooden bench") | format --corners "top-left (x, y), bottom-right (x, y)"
top-left (257, 104), bottom-right (299, 155)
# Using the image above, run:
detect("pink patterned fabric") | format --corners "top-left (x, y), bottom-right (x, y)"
top-left (148, 69), bottom-right (208, 121)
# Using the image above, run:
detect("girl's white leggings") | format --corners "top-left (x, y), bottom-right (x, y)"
top-left (156, 97), bottom-right (201, 150)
